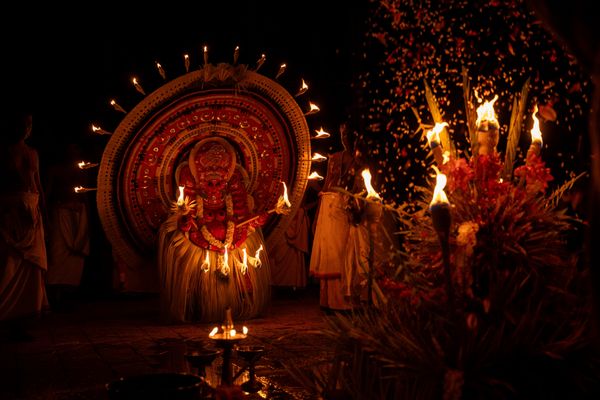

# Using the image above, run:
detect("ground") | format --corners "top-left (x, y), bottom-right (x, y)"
top-left (0, 285), bottom-right (333, 400)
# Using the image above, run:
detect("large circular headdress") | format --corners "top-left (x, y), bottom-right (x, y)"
top-left (96, 61), bottom-right (315, 291)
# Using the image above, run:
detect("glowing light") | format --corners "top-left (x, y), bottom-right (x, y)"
top-left (110, 99), bottom-right (126, 114)
top-left (430, 166), bottom-right (449, 206)
top-left (307, 171), bottom-right (324, 180)
top-left (255, 53), bottom-right (266, 71)
top-left (184, 54), bottom-right (190, 72)
top-left (242, 326), bottom-right (249, 335)
top-left (254, 244), bottom-right (263, 262)
top-left (155, 61), bottom-right (166, 79)
top-left (530, 104), bottom-right (543, 146)
top-left (311, 153), bottom-right (327, 162)
top-left (221, 248), bottom-right (230, 276)
top-left (201, 251), bottom-right (210, 273)
top-left (209, 327), bottom-right (218, 337)
top-left (229, 329), bottom-right (236, 337)
top-left (275, 63), bottom-right (286, 79)
top-left (361, 169), bottom-right (382, 200)
top-left (177, 186), bottom-right (185, 206)
top-left (132, 77), bottom-right (146, 95)
top-left (426, 122), bottom-right (448, 148)
top-left (91, 124), bottom-right (112, 135)
top-left (239, 248), bottom-right (248, 275)
top-left (305, 102), bottom-right (320, 115)
top-left (314, 128), bottom-right (330, 139)
top-left (475, 95), bottom-right (499, 129)
top-left (233, 46), bottom-right (240, 64)
top-left (74, 186), bottom-right (97, 193)
top-left (77, 161), bottom-right (98, 170)
top-left (295, 79), bottom-right (308, 97)
top-left (203, 46), bottom-right (208, 65)
top-left (281, 182), bottom-right (291, 207)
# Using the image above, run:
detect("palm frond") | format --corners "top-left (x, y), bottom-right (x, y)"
top-left (462, 66), bottom-right (477, 156)
top-left (503, 77), bottom-right (530, 179)
top-left (424, 79), bottom-right (455, 157)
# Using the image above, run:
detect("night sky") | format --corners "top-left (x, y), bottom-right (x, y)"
top-left (3, 1), bottom-right (367, 165)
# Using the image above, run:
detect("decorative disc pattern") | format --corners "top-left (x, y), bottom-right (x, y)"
top-left (97, 66), bottom-right (311, 284)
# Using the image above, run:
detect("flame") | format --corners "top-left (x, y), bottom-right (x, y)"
top-left (242, 326), bottom-right (248, 335)
top-left (430, 166), bottom-right (449, 206)
top-left (77, 161), bottom-right (98, 169)
top-left (209, 327), bottom-right (218, 337)
top-left (307, 171), bottom-right (324, 180)
top-left (301, 79), bottom-right (308, 91)
top-left (203, 45), bottom-right (208, 53)
top-left (311, 153), bottom-right (327, 162)
top-left (230, 329), bottom-right (236, 337)
top-left (530, 104), bottom-right (543, 145)
top-left (281, 182), bottom-right (291, 207)
top-left (74, 186), bottom-right (83, 193)
top-left (426, 122), bottom-right (448, 147)
top-left (132, 77), bottom-right (138, 85)
top-left (306, 102), bottom-right (320, 114)
top-left (240, 248), bottom-right (248, 275)
top-left (177, 185), bottom-right (185, 205)
top-left (361, 169), bottom-right (381, 200)
top-left (442, 151), bottom-right (450, 164)
top-left (255, 244), bottom-right (263, 261)
top-left (91, 125), bottom-right (100, 133)
top-left (276, 63), bottom-right (287, 79)
top-left (201, 252), bottom-right (210, 273)
top-left (110, 100), bottom-right (116, 106)
top-left (314, 128), bottom-right (330, 139)
top-left (475, 95), bottom-right (499, 128)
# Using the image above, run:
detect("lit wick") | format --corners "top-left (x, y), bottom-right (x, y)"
top-left (426, 122), bottom-right (448, 165)
top-left (155, 61), bottom-right (166, 80)
top-left (295, 79), bottom-right (308, 97)
top-left (110, 99), bottom-right (127, 114)
top-left (313, 127), bottom-right (330, 139)
top-left (132, 77), bottom-right (146, 95)
top-left (311, 153), bottom-right (327, 162)
top-left (304, 102), bottom-right (320, 116)
top-left (307, 171), bottom-right (324, 180)
top-left (74, 186), bottom-right (97, 193)
top-left (91, 124), bottom-right (112, 135)
top-left (77, 161), bottom-right (99, 170)
top-left (527, 104), bottom-right (543, 159)
top-left (429, 166), bottom-right (453, 306)
top-left (203, 46), bottom-right (209, 65)
top-left (184, 54), bottom-right (190, 72)
top-left (275, 63), bottom-right (287, 80)
top-left (233, 46), bottom-right (240, 64)
top-left (255, 53), bottom-right (266, 71)
top-left (475, 95), bottom-right (499, 156)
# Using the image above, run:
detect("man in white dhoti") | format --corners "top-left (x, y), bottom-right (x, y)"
top-left (0, 110), bottom-right (48, 340)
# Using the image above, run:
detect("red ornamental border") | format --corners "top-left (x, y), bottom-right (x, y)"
top-left (97, 67), bottom-right (311, 277)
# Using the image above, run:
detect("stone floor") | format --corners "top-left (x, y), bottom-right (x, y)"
top-left (0, 286), bottom-right (334, 400)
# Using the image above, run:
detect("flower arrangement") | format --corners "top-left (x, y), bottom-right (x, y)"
top-left (287, 77), bottom-right (598, 399)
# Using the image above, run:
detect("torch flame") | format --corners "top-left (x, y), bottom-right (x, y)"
top-left (307, 171), bottom-right (324, 180)
top-left (255, 244), bottom-right (263, 261)
top-left (307, 102), bottom-right (320, 114)
top-left (530, 104), bottom-right (543, 145)
top-left (78, 161), bottom-right (87, 169)
top-left (314, 128), bottom-right (330, 139)
top-left (361, 169), bottom-right (381, 200)
top-left (475, 95), bottom-right (499, 128)
top-left (91, 125), bottom-right (100, 133)
top-left (177, 186), bottom-right (185, 205)
top-left (430, 166), bottom-right (449, 206)
top-left (311, 153), bottom-right (327, 162)
top-left (281, 182), bottom-right (291, 207)
top-left (132, 77), bottom-right (138, 85)
top-left (209, 327), bottom-right (218, 337)
top-left (426, 122), bottom-right (448, 147)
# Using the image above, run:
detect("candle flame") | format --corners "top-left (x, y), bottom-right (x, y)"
top-left (314, 128), bottom-right (330, 139)
top-left (91, 124), bottom-right (111, 135)
top-left (275, 63), bottom-right (287, 79)
top-left (155, 61), bottom-right (166, 79)
top-left (361, 169), bottom-right (381, 200)
top-left (255, 245), bottom-right (263, 261)
top-left (530, 104), bottom-right (543, 145)
top-left (74, 186), bottom-right (96, 193)
top-left (209, 327), bottom-right (218, 337)
top-left (230, 329), bottom-right (236, 337)
top-left (281, 181), bottom-right (291, 207)
top-left (426, 122), bottom-right (448, 147)
top-left (242, 326), bottom-right (248, 335)
top-left (475, 95), bottom-right (499, 128)
top-left (295, 79), bottom-right (309, 96)
top-left (311, 153), bottom-right (327, 162)
top-left (77, 161), bottom-right (98, 170)
top-left (430, 166), bottom-right (449, 206)
top-left (306, 102), bottom-right (320, 114)
top-left (177, 185), bottom-right (185, 205)
top-left (307, 171), bottom-right (324, 180)
top-left (184, 54), bottom-right (190, 72)
top-left (132, 77), bottom-right (138, 85)
top-left (110, 99), bottom-right (126, 113)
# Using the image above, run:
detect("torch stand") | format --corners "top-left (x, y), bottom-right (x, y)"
top-left (364, 199), bottom-right (383, 307)
top-left (431, 203), bottom-right (454, 307)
